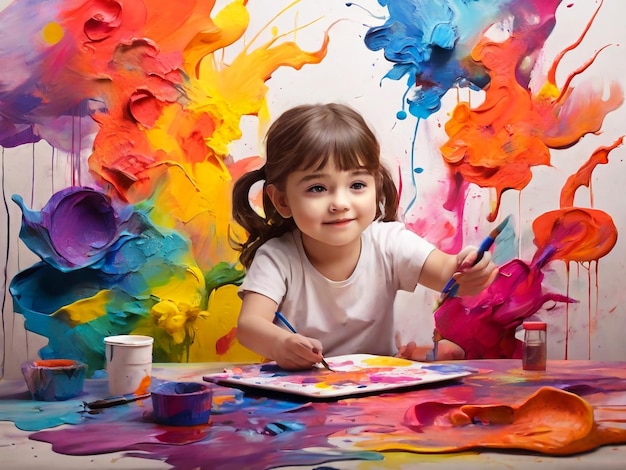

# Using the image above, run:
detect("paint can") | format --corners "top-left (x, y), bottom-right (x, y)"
top-left (151, 381), bottom-right (213, 426)
top-left (104, 335), bottom-right (154, 396)
top-left (21, 359), bottom-right (87, 401)
top-left (522, 321), bottom-right (547, 371)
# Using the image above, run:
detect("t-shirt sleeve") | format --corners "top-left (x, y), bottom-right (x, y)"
top-left (238, 242), bottom-right (288, 305)
top-left (373, 221), bottom-right (436, 292)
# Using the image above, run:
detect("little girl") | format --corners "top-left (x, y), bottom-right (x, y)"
top-left (231, 102), bottom-right (497, 370)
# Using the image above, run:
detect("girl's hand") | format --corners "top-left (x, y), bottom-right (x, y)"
top-left (272, 334), bottom-right (325, 370)
top-left (453, 245), bottom-right (498, 296)
top-left (395, 340), bottom-right (432, 361)
top-left (436, 339), bottom-right (466, 360)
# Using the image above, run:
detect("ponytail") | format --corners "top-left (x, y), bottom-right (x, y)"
top-left (377, 164), bottom-right (399, 222)
top-left (231, 167), bottom-right (296, 269)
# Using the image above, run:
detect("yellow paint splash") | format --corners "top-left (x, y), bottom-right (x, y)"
top-left (362, 356), bottom-right (413, 367)
top-left (53, 290), bottom-right (112, 326)
top-left (42, 22), bottom-right (64, 45)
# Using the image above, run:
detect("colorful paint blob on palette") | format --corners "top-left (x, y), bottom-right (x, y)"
top-left (203, 354), bottom-right (474, 398)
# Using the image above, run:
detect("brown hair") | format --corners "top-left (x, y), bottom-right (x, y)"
top-left (231, 102), bottom-right (399, 268)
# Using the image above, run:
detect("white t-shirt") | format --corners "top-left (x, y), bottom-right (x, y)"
top-left (239, 221), bottom-right (435, 356)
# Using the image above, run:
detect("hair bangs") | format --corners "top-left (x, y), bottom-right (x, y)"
top-left (297, 121), bottom-right (379, 173)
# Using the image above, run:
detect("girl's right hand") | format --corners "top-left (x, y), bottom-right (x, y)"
top-left (272, 334), bottom-right (325, 370)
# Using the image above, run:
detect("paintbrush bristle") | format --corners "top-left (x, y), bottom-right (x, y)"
top-left (493, 214), bottom-right (512, 236)
top-left (320, 358), bottom-right (334, 372)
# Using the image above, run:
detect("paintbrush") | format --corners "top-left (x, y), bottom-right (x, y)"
top-left (433, 215), bottom-right (512, 311)
top-left (84, 392), bottom-right (151, 410)
top-left (274, 311), bottom-right (334, 372)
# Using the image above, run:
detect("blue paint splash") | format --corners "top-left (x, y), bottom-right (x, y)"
top-left (362, 0), bottom-right (548, 119)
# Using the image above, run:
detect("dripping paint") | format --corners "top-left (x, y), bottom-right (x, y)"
top-left (362, 0), bottom-right (624, 360)
top-left (0, 0), bottom-right (625, 380)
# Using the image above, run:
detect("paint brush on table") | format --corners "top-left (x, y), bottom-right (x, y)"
top-left (433, 215), bottom-right (512, 311)
top-left (83, 392), bottom-right (151, 410)
top-left (274, 311), bottom-right (334, 372)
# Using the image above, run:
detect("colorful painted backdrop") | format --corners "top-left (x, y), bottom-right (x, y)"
top-left (1, 0), bottom-right (625, 379)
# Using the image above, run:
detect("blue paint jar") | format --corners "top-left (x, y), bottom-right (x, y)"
top-left (21, 359), bottom-right (87, 401)
top-left (151, 381), bottom-right (213, 426)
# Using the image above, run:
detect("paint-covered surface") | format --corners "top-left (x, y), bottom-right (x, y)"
top-left (2, 360), bottom-right (626, 468)
top-left (204, 354), bottom-right (473, 398)
top-left (1, 0), bottom-right (626, 381)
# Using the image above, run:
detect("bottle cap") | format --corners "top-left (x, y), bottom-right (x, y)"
top-left (522, 321), bottom-right (546, 330)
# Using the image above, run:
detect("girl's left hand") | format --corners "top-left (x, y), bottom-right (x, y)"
top-left (453, 246), bottom-right (498, 296)
top-left (395, 341), bottom-right (433, 361)
top-left (394, 333), bottom-right (433, 361)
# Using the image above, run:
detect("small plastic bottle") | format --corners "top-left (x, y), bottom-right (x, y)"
top-left (522, 321), bottom-right (547, 371)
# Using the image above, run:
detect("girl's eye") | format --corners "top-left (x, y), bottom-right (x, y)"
top-left (351, 182), bottom-right (367, 190)
top-left (307, 185), bottom-right (326, 193)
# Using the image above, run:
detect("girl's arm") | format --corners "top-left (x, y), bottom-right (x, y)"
top-left (417, 246), bottom-right (498, 296)
top-left (237, 291), bottom-right (324, 370)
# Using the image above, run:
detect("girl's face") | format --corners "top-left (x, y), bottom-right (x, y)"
top-left (267, 160), bottom-right (377, 251)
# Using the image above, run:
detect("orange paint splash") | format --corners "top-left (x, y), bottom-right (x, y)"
top-left (82, 1), bottom-right (332, 274)
top-left (394, 387), bottom-right (626, 455)
top-left (440, 1), bottom-right (623, 221)
top-left (135, 374), bottom-right (152, 396)
top-left (533, 208), bottom-right (617, 264)
top-left (560, 137), bottom-right (624, 208)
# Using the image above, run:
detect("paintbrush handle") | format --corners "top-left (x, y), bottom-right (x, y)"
top-left (275, 312), bottom-right (334, 372)
top-left (275, 311), bottom-right (297, 334)
top-left (85, 397), bottom-right (128, 409)
top-left (474, 235), bottom-right (496, 264)
top-left (434, 216), bottom-right (511, 310)
top-left (85, 393), bottom-right (151, 409)
top-left (436, 242), bottom-right (489, 307)
top-left (474, 215), bottom-right (511, 264)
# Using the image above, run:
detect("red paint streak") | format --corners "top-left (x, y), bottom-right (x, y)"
top-left (154, 426), bottom-right (211, 444)
top-left (215, 327), bottom-right (237, 355)
top-left (32, 359), bottom-right (77, 368)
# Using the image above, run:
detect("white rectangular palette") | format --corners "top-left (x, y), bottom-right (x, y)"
top-left (203, 354), bottom-right (473, 399)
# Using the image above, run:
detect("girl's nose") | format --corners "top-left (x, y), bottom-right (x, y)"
top-left (329, 191), bottom-right (349, 212)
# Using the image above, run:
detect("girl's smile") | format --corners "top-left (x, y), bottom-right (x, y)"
top-left (323, 218), bottom-right (355, 226)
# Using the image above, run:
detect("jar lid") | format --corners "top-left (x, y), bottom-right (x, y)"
top-left (523, 321), bottom-right (546, 330)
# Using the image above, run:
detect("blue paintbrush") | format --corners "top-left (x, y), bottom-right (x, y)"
top-left (433, 215), bottom-right (512, 311)
top-left (274, 311), bottom-right (334, 372)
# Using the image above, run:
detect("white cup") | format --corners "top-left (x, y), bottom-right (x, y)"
top-left (104, 335), bottom-right (154, 396)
